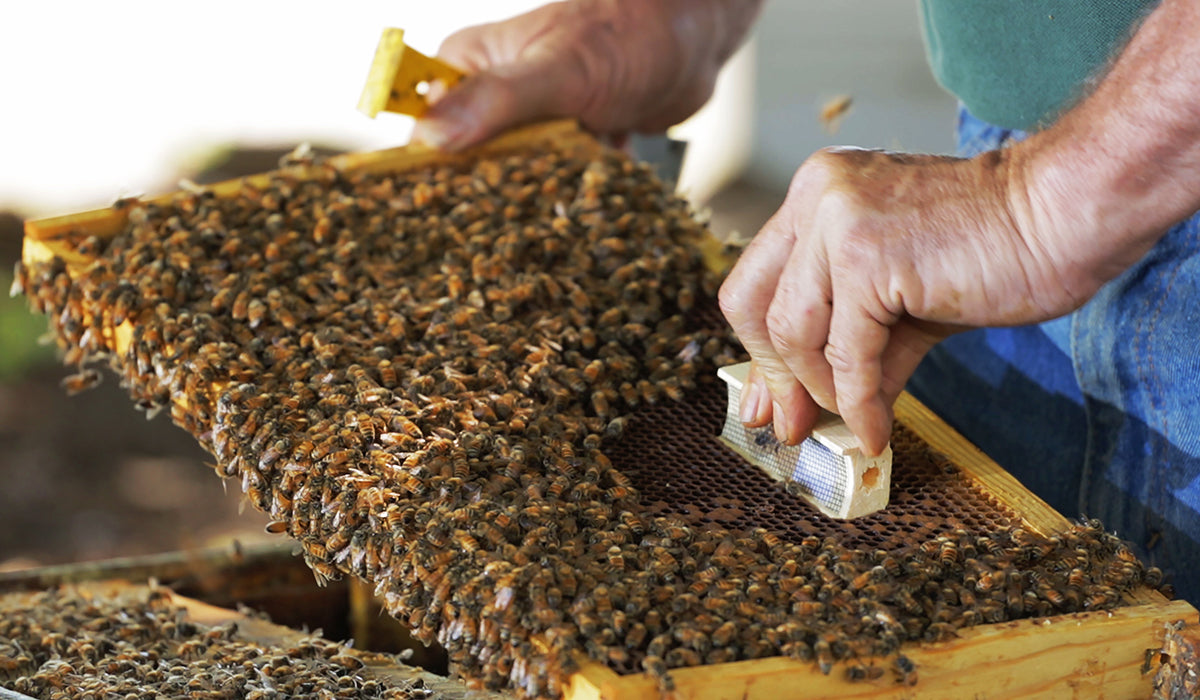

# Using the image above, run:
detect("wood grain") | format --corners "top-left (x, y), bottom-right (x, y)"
top-left (568, 600), bottom-right (1198, 700)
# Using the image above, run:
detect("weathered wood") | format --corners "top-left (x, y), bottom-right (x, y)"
top-left (566, 600), bottom-right (1198, 700)
top-left (1154, 619), bottom-right (1200, 699)
top-left (0, 540), bottom-right (292, 593)
top-left (174, 589), bottom-right (499, 700)
top-left (0, 581), bottom-right (499, 700)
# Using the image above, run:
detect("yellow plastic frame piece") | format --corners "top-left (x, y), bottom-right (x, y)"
top-left (357, 28), bottom-right (465, 118)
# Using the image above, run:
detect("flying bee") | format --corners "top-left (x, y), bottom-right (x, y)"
top-left (818, 93), bottom-right (853, 133)
top-left (60, 368), bottom-right (102, 395)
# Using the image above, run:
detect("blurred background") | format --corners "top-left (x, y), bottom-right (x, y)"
top-left (0, 1), bottom-right (954, 571)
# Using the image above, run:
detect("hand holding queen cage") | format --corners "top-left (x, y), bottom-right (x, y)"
top-left (717, 362), bottom-right (892, 519)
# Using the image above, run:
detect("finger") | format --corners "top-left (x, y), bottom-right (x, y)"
top-left (412, 48), bottom-right (583, 151)
top-left (737, 361), bottom-right (822, 439)
top-left (718, 213), bottom-right (817, 444)
top-left (739, 362), bottom-right (770, 428)
top-left (825, 292), bottom-right (896, 457)
top-left (765, 235), bottom-right (838, 414)
top-left (878, 321), bottom-right (944, 406)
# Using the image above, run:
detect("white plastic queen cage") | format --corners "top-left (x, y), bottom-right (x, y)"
top-left (716, 362), bottom-right (892, 519)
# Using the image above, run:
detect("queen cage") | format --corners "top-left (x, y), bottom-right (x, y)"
top-left (717, 362), bottom-right (893, 519)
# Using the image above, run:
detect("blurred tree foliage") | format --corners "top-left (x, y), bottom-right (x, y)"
top-left (2, 213), bottom-right (55, 382)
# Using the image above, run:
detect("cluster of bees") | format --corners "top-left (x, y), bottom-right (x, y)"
top-left (16, 142), bottom-right (1163, 698)
top-left (1152, 620), bottom-right (1199, 697)
top-left (0, 584), bottom-right (435, 699)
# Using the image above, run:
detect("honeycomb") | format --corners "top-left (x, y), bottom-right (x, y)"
top-left (17, 135), bottom-right (1161, 699)
top-left (612, 373), bottom-right (1021, 552)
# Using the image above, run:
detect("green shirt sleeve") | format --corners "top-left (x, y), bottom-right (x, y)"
top-left (920, 0), bottom-right (1158, 131)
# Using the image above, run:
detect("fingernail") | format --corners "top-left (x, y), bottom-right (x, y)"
top-left (740, 380), bottom-right (764, 424)
top-left (414, 118), bottom-right (464, 151)
top-left (773, 401), bottom-right (792, 445)
top-left (863, 437), bottom-right (886, 458)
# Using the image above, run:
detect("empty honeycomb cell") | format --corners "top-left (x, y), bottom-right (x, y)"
top-left (609, 369), bottom-right (1027, 552)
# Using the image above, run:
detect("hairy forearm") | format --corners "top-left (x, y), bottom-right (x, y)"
top-left (1013, 0), bottom-right (1200, 294)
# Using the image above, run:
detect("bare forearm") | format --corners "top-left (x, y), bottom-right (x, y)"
top-left (417, 0), bottom-right (763, 148)
top-left (659, 0), bottom-right (764, 65)
top-left (1014, 0), bottom-right (1200, 294)
top-left (592, 0), bottom-right (764, 127)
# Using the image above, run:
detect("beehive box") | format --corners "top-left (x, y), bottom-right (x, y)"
top-left (0, 541), bottom-right (431, 666)
top-left (16, 120), bottom-right (1199, 699)
top-left (0, 547), bottom-right (495, 700)
top-left (0, 543), bottom-right (499, 699)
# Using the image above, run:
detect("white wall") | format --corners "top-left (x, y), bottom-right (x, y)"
top-left (746, 0), bottom-right (957, 190)
top-left (0, 2), bottom-right (546, 215)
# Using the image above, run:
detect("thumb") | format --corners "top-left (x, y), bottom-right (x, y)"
top-left (411, 53), bottom-right (580, 152)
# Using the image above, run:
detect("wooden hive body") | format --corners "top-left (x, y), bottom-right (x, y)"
top-left (19, 121), bottom-right (1198, 699)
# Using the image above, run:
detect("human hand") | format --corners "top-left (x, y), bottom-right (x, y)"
top-left (718, 146), bottom-right (1105, 456)
top-left (411, 0), bottom-right (762, 151)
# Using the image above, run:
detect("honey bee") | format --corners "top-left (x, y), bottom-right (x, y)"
top-left (455, 530), bottom-right (480, 553)
top-left (60, 368), bottom-right (102, 395)
top-left (939, 539), bottom-right (959, 568)
top-left (306, 555), bottom-right (338, 587)
top-left (924, 622), bottom-right (956, 643)
top-left (665, 647), bottom-right (702, 668)
top-left (603, 486), bottom-right (634, 502)
top-left (893, 654), bottom-right (918, 686)
top-left (637, 379), bottom-right (659, 405)
top-left (818, 94), bottom-right (853, 133)
top-left (642, 655), bottom-right (673, 692)
top-left (1083, 587), bottom-right (1116, 609)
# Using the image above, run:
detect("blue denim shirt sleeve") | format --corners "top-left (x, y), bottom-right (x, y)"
top-left (908, 105), bottom-right (1200, 602)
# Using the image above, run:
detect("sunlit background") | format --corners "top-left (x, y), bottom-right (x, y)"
top-left (0, 1), bottom-right (953, 215)
top-left (0, 1), bottom-right (954, 568)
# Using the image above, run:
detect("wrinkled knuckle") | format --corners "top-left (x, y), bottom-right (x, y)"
top-left (717, 278), bottom-right (746, 326)
top-left (837, 392), bottom-right (873, 420)
top-left (823, 341), bottom-right (861, 376)
top-left (791, 148), bottom-right (840, 189)
top-left (438, 28), bottom-right (485, 63)
top-left (764, 307), bottom-right (801, 355)
top-left (473, 74), bottom-right (521, 123)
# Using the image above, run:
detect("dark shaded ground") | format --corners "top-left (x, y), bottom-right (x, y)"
top-left (0, 148), bottom-right (349, 571)
top-left (0, 363), bottom-right (272, 570)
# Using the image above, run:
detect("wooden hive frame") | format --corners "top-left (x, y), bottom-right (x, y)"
top-left (20, 121), bottom-right (1199, 699)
